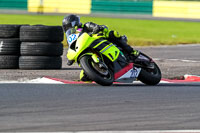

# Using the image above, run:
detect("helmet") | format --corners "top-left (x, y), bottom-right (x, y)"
top-left (62, 14), bottom-right (81, 32)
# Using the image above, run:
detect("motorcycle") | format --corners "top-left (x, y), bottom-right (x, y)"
top-left (66, 27), bottom-right (161, 86)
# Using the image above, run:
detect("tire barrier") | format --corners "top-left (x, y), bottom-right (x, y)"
top-left (0, 25), bottom-right (21, 69)
top-left (0, 25), bottom-right (21, 38)
top-left (0, 24), bottom-right (64, 69)
top-left (19, 25), bottom-right (63, 69)
top-left (20, 42), bottom-right (63, 56)
top-left (0, 55), bottom-right (19, 69)
top-left (20, 25), bottom-right (63, 42)
top-left (0, 38), bottom-right (20, 55)
top-left (19, 56), bottom-right (62, 69)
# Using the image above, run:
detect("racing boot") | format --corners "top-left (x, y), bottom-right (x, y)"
top-left (129, 50), bottom-right (154, 69)
top-left (80, 70), bottom-right (92, 82)
top-left (67, 59), bottom-right (74, 66)
top-left (116, 36), bottom-right (152, 68)
top-left (107, 31), bottom-right (152, 68)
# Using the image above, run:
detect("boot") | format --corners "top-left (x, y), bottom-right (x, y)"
top-left (129, 49), bottom-right (140, 62)
top-left (67, 59), bottom-right (74, 66)
top-left (80, 70), bottom-right (92, 82)
top-left (129, 50), bottom-right (153, 68)
top-left (107, 32), bottom-right (151, 68)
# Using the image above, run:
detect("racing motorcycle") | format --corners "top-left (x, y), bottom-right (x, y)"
top-left (66, 27), bottom-right (161, 86)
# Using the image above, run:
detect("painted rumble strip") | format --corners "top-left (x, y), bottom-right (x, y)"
top-left (0, 75), bottom-right (200, 84)
top-left (162, 75), bottom-right (200, 83)
top-left (45, 75), bottom-right (200, 84)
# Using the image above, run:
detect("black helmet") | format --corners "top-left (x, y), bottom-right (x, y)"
top-left (62, 14), bottom-right (81, 32)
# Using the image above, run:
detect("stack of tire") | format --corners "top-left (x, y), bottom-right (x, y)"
top-left (19, 25), bottom-right (64, 69)
top-left (0, 25), bottom-right (21, 69)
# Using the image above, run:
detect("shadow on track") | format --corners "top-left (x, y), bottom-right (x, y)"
top-left (68, 82), bottom-right (200, 87)
top-left (113, 83), bottom-right (200, 87)
top-left (61, 68), bottom-right (81, 70)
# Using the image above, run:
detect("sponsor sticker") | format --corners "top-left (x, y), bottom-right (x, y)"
top-left (130, 67), bottom-right (141, 78)
top-left (67, 33), bottom-right (79, 46)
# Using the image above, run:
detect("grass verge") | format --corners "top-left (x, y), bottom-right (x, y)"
top-left (0, 14), bottom-right (200, 46)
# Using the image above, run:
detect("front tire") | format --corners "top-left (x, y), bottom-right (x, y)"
top-left (138, 62), bottom-right (161, 85)
top-left (80, 55), bottom-right (114, 86)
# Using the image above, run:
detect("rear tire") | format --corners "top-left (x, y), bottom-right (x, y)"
top-left (138, 62), bottom-right (161, 85)
top-left (80, 55), bottom-right (114, 86)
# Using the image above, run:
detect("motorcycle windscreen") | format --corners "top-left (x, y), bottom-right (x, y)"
top-left (66, 28), bottom-right (81, 48)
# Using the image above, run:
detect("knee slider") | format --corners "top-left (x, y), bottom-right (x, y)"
top-left (113, 31), bottom-right (121, 38)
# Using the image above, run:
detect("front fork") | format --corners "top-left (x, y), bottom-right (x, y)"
top-left (79, 52), bottom-right (108, 70)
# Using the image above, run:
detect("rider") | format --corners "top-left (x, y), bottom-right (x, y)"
top-left (62, 14), bottom-right (146, 81)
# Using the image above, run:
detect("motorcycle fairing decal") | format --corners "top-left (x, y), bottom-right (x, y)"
top-left (100, 44), bottom-right (114, 53)
top-left (114, 63), bottom-right (141, 80)
top-left (67, 33), bottom-right (96, 61)
top-left (114, 63), bottom-right (133, 80)
top-left (94, 41), bottom-right (110, 50)
top-left (92, 40), bottom-right (107, 49)
top-left (101, 44), bottom-right (120, 62)
top-left (67, 33), bottom-right (80, 46)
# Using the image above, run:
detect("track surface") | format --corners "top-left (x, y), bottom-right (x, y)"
top-left (0, 45), bottom-right (200, 131)
top-left (0, 83), bottom-right (200, 131)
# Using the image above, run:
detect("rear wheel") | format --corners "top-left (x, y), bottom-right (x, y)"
top-left (80, 55), bottom-right (114, 86)
top-left (138, 62), bottom-right (161, 85)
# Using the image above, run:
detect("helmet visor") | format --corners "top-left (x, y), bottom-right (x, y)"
top-left (63, 21), bottom-right (80, 32)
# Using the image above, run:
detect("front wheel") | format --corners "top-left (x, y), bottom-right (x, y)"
top-left (80, 55), bottom-right (114, 86)
top-left (138, 62), bottom-right (161, 85)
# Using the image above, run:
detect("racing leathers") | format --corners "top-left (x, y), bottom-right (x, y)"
top-left (82, 22), bottom-right (138, 55)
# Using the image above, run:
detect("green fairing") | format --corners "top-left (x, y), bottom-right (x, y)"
top-left (67, 33), bottom-right (120, 63)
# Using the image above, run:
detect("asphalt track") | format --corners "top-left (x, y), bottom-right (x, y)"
top-left (0, 82), bottom-right (200, 131)
top-left (1, 10), bottom-right (200, 132)
top-left (0, 42), bottom-right (199, 131)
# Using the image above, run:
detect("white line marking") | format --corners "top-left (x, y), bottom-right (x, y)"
top-left (20, 130), bottom-right (200, 133)
top-left (0, 77), bottom-right (64, 84)
top-left (154, 58), bottom-right (200, 63)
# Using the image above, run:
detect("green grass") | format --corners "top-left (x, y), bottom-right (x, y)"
top-left (1, 14), bottom-right (200, 46)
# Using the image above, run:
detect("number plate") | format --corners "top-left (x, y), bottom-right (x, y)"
top-left (67, 33), bottom-right (79, 46)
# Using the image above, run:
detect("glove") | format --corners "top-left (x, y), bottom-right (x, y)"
top-left (93, 25), bottom-right (107, 34)
top-left (92, 25), bottom-right (102, 34)
top-left (121, 35), bottom-right (128, 43)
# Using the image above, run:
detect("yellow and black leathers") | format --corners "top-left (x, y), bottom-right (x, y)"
top-left (82, 22), bottom-right (135, 54)
top-left (66, 21), bottom-right (140, 66)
